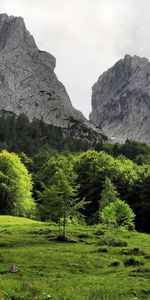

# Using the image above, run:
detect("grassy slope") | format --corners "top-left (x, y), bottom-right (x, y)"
top-left (0, 216), bottom-right (150, 300)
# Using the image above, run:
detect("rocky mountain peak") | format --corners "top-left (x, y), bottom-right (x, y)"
top-left (90, 54), bottom-right (150, 144)
top-left (124, 54), bottom-right (149, 66)
top-left (0, 14), bottom-right (37, 53)
top-left (0, 14), bottom-right (106, 150)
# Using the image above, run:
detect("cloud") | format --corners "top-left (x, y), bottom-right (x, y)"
top-left (0, 0), bottom-right (150, 117)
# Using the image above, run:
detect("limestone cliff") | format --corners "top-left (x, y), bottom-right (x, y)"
top-left (90, 54), bottom-right (150, 143)
top-left (0, 14), bottom-right (106, 150)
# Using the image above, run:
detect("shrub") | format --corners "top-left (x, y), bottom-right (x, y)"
top-left (98, 236), bottom-right (128, 247)
top-left (100, 199), bottom-right (135, 230)
top-left (77, 233), bottom-right (91, 239)
top-left (97, 247), bottom-right (108, 253)
top-left (55, 235), bottom-right (77, 243)
top-left (95, 229), bottom-right (105, 236)
top-left (108, 238), bottom-right (128, 247)
top-left (124, 256), bottom-right (144, 267)
top-left (121, 247), bottom-right (144, 256)
top-left (109, 260), bottom-right (120, 267)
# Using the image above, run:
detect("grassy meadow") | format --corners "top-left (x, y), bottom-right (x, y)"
top-left (0, 216), bottom-right (150, 300)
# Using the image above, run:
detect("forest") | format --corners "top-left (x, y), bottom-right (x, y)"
top-left (1, 139), bottom-right (150, 233)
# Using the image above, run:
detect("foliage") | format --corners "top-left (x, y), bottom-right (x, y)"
top-left (0, 112), bottom-right (99, 155)
top-left (19, 152), bottom-right (33, 172)
top-left (0, 112), bottom-right (67, 154)
top-left (30, 148), bottom-right (150, 232)
top-left (1, 138), bottom-right (150, 232)
top-left (100, 199), bottom-right (135, 230)
top-left (99, 177), bottom-right (119, 211)
top-left (102, 140), bottom-right (150, 162)
top-left (40, 167), bottom-right (85, 238)
top-left (121, 247), bottom-right (144, 256)
top-left (124, 256), bottom-right (144, 267)
top-left (97, 247), bottom-right (108, 253)
top-left (135, 153), bottom-right (150, 165)
top-left (98, 235), bottom-right (128, 247)
top-left (29, 148), bottom-right (150, 232)
top-left (109, 260), bottom-right (120, 267)
top-left (75, 150), bottom-right (139, 224)
top-left (0, 150), bottom-right (36, 217)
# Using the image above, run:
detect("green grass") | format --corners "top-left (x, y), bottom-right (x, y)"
top-left (0, 216), bottom-right (150, 300)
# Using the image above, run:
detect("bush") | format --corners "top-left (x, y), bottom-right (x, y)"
top-left (77, 233), bottom-right (91, 239)
top-left (121, 247), bottom-right (144, 256)
top-left (100, 199), bottom-right (135, 230)
top-left (95, 229), bottom-right (105, 236)
top-left (124, 256), bottom-right (144, 267)
top-left (98, 236), bottom-right (128, 247)
top-left (0, 150), bottom-right (36, 218)
top-left (107, 238), bottom-right (128, 247)
top-left (55, 235), bottom-right (77, 243)
top-left (109, 260), bottom-right (120, 267)
top-left (97, 247), bottom-right (108, 253)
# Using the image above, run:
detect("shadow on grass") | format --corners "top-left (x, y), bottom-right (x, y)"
top-left (0, 235), bottom-right (78, 249)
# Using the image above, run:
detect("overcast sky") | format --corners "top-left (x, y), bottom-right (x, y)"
top-left (1, 0), bottom-right (150, 118)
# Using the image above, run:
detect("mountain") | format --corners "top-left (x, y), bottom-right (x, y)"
top-left (90, 54), bottom-right (150, 144)
top-left (0, 14), bottom-right (106, 153)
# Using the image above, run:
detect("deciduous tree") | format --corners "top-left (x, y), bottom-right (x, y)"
top-left (0, 150), bottom-right (36, 217)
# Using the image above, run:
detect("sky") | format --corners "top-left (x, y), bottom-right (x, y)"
top-left (0, 0), bottom-right (150, 118)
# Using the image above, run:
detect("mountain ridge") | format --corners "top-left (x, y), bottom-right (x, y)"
top-left (0, 13), bottom-right (106, 151)
top-left (90, 54), bottom-right (150, 144)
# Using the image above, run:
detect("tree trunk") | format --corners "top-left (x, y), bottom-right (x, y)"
top-left (58, 205), bottom-right (61, 237)
top-left (63, 210), bottom-right (66, 240)
top-left (58, 216), bottom-right (61, 237)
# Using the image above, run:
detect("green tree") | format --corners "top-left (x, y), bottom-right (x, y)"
top-left (19, 152), bottom-right (33, 172)
top-left (0, 171), bottom-right (12, 213)
top-left (40, 167), bottom-right (85, 239)
top-left (99, 177), bottom-right (119, 211)
top-left (0, 150), bottom-right (36, 217)
top-left (100, 199), bottom-right (135, 230)
top-left (75, 150), bottom-right (139, 224)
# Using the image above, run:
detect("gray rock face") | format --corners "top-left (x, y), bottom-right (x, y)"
top-left (90, 54), bottom-right (150, 143)
top-left (0, 14), bottom-right (105, 147)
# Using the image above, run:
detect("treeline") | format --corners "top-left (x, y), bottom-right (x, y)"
top-left (0, 112), bottom-right (65, 154)
top-left (0, 151), bottom-right (35, 217)
top-left (31, 148), bottom-right (150, 233)
top-left (0, 143), bottom-right (150, 233)
top-left (102, 140), bottom-right (150, 164)
top-left (0, 112), bottom-right (101, 154)
top-left (1, 111), bottom-right (150, 164)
